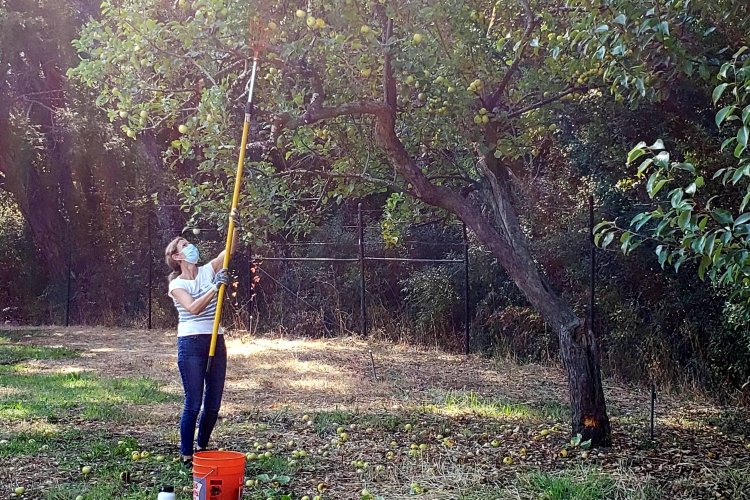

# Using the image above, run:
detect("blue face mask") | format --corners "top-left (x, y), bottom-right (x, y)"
top-left (181, 244), bottom-right (200, 264)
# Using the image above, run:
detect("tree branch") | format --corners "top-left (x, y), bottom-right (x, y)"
top-left (383, 18), bottom-right (397, 111)
top-left (274, 100), bottom-right (389, 132)
top-left (507, 86), bottom-right (592, 118)
top-left (487, 0), bottom-right (537, 107)
top-left (264, 167), bottom-right (408, 195)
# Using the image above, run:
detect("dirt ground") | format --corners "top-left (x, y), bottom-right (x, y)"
top-left (1, 325), bottom-right (749, 499)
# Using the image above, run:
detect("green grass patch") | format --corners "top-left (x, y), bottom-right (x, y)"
top-left (7, 432), bottom-right (193, 499)
top-left (358, 412), bottom-right (405, 432)
top-left (0, 429), bottom-right (57, 457)
top-left (45, 457), bottom-right (193, 500)
top-left (313, 408), bottom-right (353, 435)
top-left (0, 368), bottom-right (176, 422)
top-left (0, 336), bottom-right (77, 364)
top-left (508, 467), bottom-right (662, 500)
top-left (526, 470), bottom-right (616, 499)
top-left (427, 389), bottom-right (571, 422)
top-left (247, 453), bottom-right (297, 477)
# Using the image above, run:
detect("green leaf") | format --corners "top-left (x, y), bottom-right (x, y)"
top-left (731, 164), bottom-right (750, 184)
top-left (571, 433), bottom-right (582, 446)
top-left (652, 179), bottom-right (669, 198)
top-left (741, 192), bottom-right (750, 212)
top-left (734, 213), bottom-right (750, 226)
top-left (721, 137), bottom-right (737, 152)
top-left (695, 176), bottom-right (705, 188)
top-left (743, 106), bottom-right (750, 125)
top-left (595, 24), bottom-right (610, 33)
top-left (716, 105), bottom-right (736, 127)
top-left (656, 245), bottom-right (668, 268)
top-left (670, 188), bottom-right (684, 207)
top-left (739, 127), bottom-right (749, 148)
top-left (705, 233), bottom-right (716, 256)
top-left (673, 162), bottom-right (695, 174)
top-left (648, 139), bottom-right (665, 151)
top-left (580, 439), bottom-right (592, 450)
top-left (633, 213), bottom-right (652, 231)
top-left (627, 146), bottom-right (646, 164)
top-left (698, 254), bottom-right (710, 280)
top-left (654, 151), bottom-right (670, 168)
top-left (678, 210), bottom-right (691, 230)
top-left (712, 209), bottom-right (733, 226)
top-left (733, 46), bottom-right (748, 59)
top-left (719, 62), bottom-right (732, 80)
top-left (632, 158), bottom-right (651, 180)
top-left (685, 182), bottom-right (697, 195)
top-left (602, 231), bottom-right (615, 248)
top-left (613, 14), bottom-right (627, 25)
top-left (621, 231), bottom-right (634, 254)
top-left (713, 83), bottom-right (729, 105)
top-left (735, 142), bottom-right (746, 159)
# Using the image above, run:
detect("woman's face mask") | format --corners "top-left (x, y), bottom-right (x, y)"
top-left (180, 244), bottom-right (200, 264)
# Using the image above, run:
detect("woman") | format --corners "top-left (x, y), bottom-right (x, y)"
top-left (165, 232), bottom-right (236, 466)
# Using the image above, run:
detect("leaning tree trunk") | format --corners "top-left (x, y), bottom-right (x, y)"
top-left (373, 111), bottom-right (612, 446)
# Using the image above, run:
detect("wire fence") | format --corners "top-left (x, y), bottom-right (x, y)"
top-left (47, 203), bottom-right (473, 352)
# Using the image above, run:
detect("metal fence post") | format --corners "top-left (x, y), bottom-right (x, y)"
top-left (463, 223), bottom-right (470, 355)
top-left (65, 238), bottom-right (72, 327)
top-left (358, 203), bottom-right (367, 337)
top-left (147, 210), bottom-right (153, 330)
top-left (589, 194), bottom-right (595, 332)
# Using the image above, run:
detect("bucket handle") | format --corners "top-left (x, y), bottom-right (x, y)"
top-left (194, 466), bottom-right (217, 480)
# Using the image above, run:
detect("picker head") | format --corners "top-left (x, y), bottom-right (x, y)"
top-left (247, 15), bottom-right (270, 60)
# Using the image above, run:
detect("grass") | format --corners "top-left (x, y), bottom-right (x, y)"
top-left (358, 412), bottom-right (406, 432)
top-left (525, 470), bottom-right (617, 499)
top-left (2, 327), bottom-right (746, 499)
top-left (0, 368), bottom-right (176, 422)
top-left (0, 429), bottom-right (57, 457)
top-left (427, 389), bottom-right (571, 422)
top-left (40, 433), bottom-right (195, 499)
top-left (499, 467), bottom-right (662, 500)
top-left (313, 408), bottom-right (353, 435)
top-left (0, 336), bottom-right (78, 365)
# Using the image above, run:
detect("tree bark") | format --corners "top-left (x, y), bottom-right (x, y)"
top-left (373, 109), bottom-right (612, 446)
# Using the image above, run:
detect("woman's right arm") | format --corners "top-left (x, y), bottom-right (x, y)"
top-left (171, 287), bottom-right (217, 316)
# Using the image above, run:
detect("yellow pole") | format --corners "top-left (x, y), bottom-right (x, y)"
top-left (207, 53), bottom-right (259, 372)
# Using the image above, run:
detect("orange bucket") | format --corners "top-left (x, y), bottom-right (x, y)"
top-left (192, 450), bottom-right (246, 500)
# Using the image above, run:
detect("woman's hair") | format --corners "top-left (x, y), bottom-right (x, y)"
top-left (165, 237), bottom-right (183, 282)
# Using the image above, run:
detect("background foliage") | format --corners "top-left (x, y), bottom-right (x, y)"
top-left (1, 0), bottom-right (748, 402)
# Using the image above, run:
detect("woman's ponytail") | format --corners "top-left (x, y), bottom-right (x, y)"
top-left (165, 237), bottom-right (183, 283)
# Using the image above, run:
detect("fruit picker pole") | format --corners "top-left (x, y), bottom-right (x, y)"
top-left (206, 47), bottom-right (260, 373)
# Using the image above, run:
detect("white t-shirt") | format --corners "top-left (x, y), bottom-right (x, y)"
top-left (168, 263), bottom-right (224, 337)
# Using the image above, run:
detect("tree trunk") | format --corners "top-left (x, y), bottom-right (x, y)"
top-left (0, 118), bottom-right (69, 279)
top-left (374, 111), bottom-right (612, 446)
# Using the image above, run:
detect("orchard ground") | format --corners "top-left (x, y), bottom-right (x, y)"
top-left (0, 326), bottom-right (748, 500)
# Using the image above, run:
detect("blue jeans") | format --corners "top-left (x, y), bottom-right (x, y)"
top-left (177, 334), bottom-right (227, 456)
